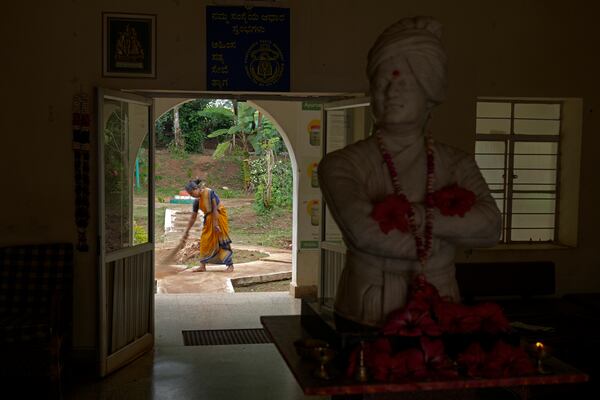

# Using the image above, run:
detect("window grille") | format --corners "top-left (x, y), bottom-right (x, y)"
top-left (475, 100), bottom-right (561, 243)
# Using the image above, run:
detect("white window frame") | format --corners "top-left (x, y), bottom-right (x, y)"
top-left (475, 100), bottom-right (562, 244)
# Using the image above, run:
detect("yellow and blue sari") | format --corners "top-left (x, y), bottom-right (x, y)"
top-left (197, 188), bottom-right (233, 265)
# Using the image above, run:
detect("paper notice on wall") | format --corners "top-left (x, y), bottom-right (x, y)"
top-left (307, 119), bottom-right (321, 147)
top-left (298, 197), bottom-right (321, 250)
top-left (297, 106), bottom-right (322, 157)
top-left (302, 158), bottom-right (320, 190)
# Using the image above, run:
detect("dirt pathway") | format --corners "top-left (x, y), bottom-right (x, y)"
top-left (155, 244), bottom-right (292, 294)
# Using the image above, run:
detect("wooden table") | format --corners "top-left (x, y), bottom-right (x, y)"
top-left (261, 315), bottom-right (589, 399)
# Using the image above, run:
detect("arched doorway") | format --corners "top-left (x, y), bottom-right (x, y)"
top-left (151, 98), bottom-right (301, 295)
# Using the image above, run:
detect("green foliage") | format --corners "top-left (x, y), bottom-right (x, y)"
top-left (200, 102), bottom-right (289, 196)
top-left (250, 156), bottom-right (293, 214)
top-left (207, 128), bottom-right (231, 139)
top-left (198, 106), bottom-right (235, 133)
top-left (155, 112), bottom-right (174, 148)
top-left (133, 224), bottom-right (148, 245)
top-left (155, 186), bottom-right (180, 202)
top-left (249, 118), bottom-right (286, 155)
top-left (167, 140), bottom-right (188, 159)
top-left (218, 188), bottom-right (245, 198)
top-left (241, 156), bottom-right (251, 192)
top-left (212, 141), bottom-right (232, 159)
top-left (205, 102), bottom-right (259, 159)
top-left (183, 127), bottom-right (205, 153)
top-left (155, 99), bottom-right (234, 152)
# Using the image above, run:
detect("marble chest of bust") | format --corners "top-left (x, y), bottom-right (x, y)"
top-left (318, 16), bottom-right (502, 327)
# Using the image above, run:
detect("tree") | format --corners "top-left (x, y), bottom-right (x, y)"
top-left (155, 99), bottom-right (224, 152)
top-left (202, 102), bottom-right (288, 199)
top-left (260, 136), bottom-right (281, 208)
top-left (173, 105), bottom-right (184, 151)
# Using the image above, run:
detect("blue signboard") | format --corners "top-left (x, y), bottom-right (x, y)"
top-left (206, 6), bottom-right (290, 92)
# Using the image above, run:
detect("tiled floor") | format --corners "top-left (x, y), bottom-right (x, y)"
top-left (64, 293), bottom-right (326, 400)
top-left (155, 292), bottom-right (302, 346)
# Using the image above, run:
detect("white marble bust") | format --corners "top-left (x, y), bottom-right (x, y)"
top-left (318, 16), bottom-right (502, 327)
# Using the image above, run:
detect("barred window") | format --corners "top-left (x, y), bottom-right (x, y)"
top-left (475, 100), bottom-right (561, 243)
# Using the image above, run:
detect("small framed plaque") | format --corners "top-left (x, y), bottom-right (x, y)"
top-left (102, 12), bottom-right (156, 78)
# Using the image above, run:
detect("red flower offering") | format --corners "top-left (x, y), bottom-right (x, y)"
top-left (483, 341), bottom-right (536, 378)
top-left (457, 342), bottom-right (488, 378)
top-left (418, 337), bottom-right (458, 379)
top-left (366, 338), bottom-right (394, 381)
top-left (383, 300), bottom-right (441, 337)
top-left (432, 184), bottom-right (476, 217)
top-left (434, 302), bottom-right (482, 334)
top-left (371, 193), bottom-right (412, 233)
top-left (475, 303), bottom-right (510, 334)
top-left (389, 348), bottom-right (425, 380)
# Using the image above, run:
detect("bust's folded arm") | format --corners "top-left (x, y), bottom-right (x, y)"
top-left (431, 155), bottom-right (502, 247)
top-left (319, 152), bottom-right (419, 259)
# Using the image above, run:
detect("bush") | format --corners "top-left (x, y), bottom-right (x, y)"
top-left (167, 140), bottom-right (188, 159)
top-left (183, 128), bottom-right (206, 153)
top-left (155, 99), bottom-right (234, 152)
top-left (133, 224), bottom-right (148, 245)
top-left (250, 156), bottom-right (293, 214)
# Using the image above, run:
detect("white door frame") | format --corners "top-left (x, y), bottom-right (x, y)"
top-left (97, 87), bottom-right (155, 377)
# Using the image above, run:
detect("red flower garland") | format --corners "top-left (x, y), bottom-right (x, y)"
top-left (372, 133), bottom-right (477, 266)
top-left (374, 132), bottom-right (435, 267)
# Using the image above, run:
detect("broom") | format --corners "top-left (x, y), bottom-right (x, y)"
top-left (161, 233), bottom-right (189, 264)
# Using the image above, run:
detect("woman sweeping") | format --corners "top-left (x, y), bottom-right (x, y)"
top-left (182, 178), bottom-right (234, 272)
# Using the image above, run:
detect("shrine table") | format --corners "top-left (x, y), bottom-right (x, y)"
top-left (261, 315), bottom-right (589, 399)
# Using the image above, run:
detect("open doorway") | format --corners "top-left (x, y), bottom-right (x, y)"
top-left (146, 98), bottom-right (296, 295)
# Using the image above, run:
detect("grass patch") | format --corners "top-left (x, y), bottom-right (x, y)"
top-left (133, 197), bottom-right (168, 243)
top-left (228, 205), bottom-right (292, 248)
top-left (203, 155), bottom-right (244, 191)
top-left (218, 188), bottom-right (246, 199)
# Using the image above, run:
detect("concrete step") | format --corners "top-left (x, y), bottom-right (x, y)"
top-left (164, 232), bottom-right (202, 240)
top-left (173, 220), bottom-right (198, 227)
top-left (174, 211), bottom-right (197, 216)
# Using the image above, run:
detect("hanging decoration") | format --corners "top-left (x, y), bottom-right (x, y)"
top-left (72, 93), bottom-right (91, 252)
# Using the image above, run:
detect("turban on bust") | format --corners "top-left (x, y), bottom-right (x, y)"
top-left (367, 16), bottom-right (448, 105)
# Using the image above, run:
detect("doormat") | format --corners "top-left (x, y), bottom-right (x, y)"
top-left (182, 328), bottom-right (272, 346)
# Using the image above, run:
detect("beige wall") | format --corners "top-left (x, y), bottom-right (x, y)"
top-left (1, 0), bottom-right (599, 355)
top-left (251, 100), bottom-right (322, 296)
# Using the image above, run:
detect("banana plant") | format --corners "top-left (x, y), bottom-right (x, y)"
top-left (202, 102), bottom-right (257, 158)
top-left (201, 102), bottom-right (285, 195)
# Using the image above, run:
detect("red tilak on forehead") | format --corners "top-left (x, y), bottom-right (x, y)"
top-left (392, 70), bottom-right (401, 77)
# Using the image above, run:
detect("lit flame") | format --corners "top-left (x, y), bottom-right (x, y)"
top-left (535, 342), bottom-right (544, 349)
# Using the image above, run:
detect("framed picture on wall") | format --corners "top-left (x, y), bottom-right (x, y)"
top-left (102, 12), bottom-right (156, 78)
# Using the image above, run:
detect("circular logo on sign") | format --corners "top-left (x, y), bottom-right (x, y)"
top-left (245, 41), bottom-right (284, 86)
